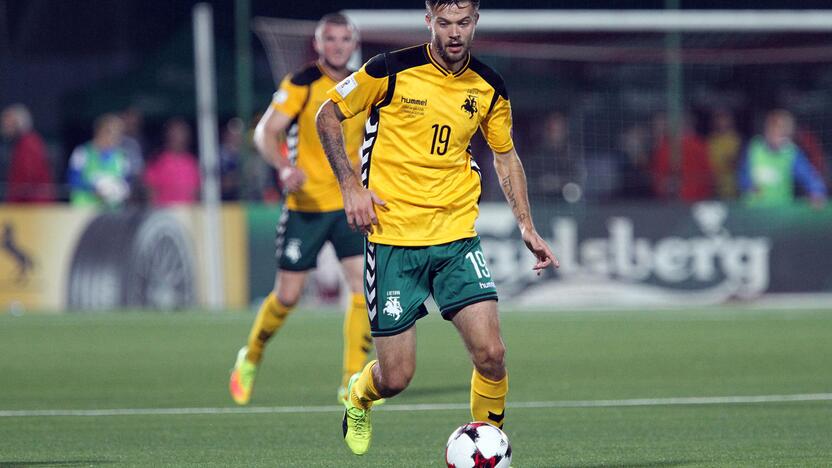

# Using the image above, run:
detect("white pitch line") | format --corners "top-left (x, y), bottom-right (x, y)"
top-left (2, 393), bottom-right (831, 418)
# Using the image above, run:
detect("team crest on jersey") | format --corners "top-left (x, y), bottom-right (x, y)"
top-left (285, 238), bottom-right (302, 263)
top-left (383, 290), bottom-right (403, 321)
top-left (461, 95), bottom-right (478, 119)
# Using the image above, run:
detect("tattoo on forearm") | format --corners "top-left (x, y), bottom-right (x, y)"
top-left (501, 175), bottom-right (528, 225)
top-left (317, 111), bottom-right (355, 187)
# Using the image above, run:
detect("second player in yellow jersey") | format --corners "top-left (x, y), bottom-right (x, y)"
top-left (229, 13), bottom-right (377, 409)
top-left (273, 63), bottom-right (366, 212)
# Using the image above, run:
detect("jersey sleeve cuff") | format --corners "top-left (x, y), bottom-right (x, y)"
top-left (270, 101), bottom-right (290, 115)
top-left (489, 141), bottom-right (514, 154)
top-left (326, 90), bottom-right (357, 119)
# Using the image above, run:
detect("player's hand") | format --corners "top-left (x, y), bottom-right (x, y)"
top-left (521, 227), bottom-right (559, 275)
top-left (343, 183), bottom-right (386, 235)
top-left (279, 167), bottom-right (306, 193)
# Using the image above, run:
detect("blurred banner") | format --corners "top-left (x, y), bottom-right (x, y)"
top-left (475, 202), bottom-right (832, 308)
top-left (0, 205), bottom-right (247, 312)
top-left (4, 202), bottom-right (830, 312)
top-left (0, 206), bottom-right (97, 312)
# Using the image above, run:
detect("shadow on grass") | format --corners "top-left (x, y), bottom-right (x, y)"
top-left (0, 461), bottom-right (113, 467)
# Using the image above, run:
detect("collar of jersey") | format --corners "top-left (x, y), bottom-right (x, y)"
top-left (423, 43), bottom-right (470, 78)
top-left (315, 61), bottom-right (349, 83)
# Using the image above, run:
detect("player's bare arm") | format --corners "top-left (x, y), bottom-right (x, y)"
top-left (493, 147), bottom-right (559, 273)
top-left (316, 99), bottom-right (385, 234)
top-left (253, 106), bottom-right (305, 192)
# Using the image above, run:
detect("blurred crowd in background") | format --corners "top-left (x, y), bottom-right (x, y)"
top-left (517, 107), bottom-right (827, 207)
top-left (1, 101), bottom-right (827, 208)
top-left (0, 104), bottom-right (276, 208)
top-left (3, 1), bottom-right (832, 211)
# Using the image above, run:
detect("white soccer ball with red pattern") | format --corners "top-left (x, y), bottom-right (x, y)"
top-left (445, 422), bottom-right (512, 468)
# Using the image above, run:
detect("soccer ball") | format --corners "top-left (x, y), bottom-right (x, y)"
top-left (445, 422), bottom-right (512, 468)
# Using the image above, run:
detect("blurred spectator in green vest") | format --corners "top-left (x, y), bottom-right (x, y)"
top-left (738, 109), bottom-right (826, 208)
top-left (67, 114), bottom-right (132, 208)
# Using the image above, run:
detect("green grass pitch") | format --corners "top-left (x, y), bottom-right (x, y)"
top-left (1, 307), bottom-right (831, 467)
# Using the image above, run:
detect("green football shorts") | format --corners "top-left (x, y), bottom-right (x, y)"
top-left (275, 208), bottom-right (364, 271)
top-left (364, 236), bottom-right (499, 337)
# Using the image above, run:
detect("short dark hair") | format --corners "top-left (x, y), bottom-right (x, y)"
top-left (425, 0), bottom-right (480, 13)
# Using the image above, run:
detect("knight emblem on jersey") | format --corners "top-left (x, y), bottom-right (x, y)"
top-left (461, 95), bottom-right (478, 119)
top-left (285, 238), bottom-right (302, 264)
top-left (383, 291), bottom-right (403, 321)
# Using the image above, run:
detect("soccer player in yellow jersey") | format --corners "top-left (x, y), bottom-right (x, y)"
top-left (229, 13), bottom-right (375, 406)
top-left (316, 0), bottom-right (559, 456)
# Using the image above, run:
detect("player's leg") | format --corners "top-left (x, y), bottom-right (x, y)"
top-left (450, 300), bottom-right (508, 429)
top-left (338, 255), bottom-right (373, 402)
top-left (432, 236), bottom-right (506, 428)
top-left (230, 208), bottom-right (325, 405)
top-left (230, 270), bottom-right (306, 405)
top-left (342, 240), bottom-right (430, 455)
top-left (350, 327), bottom-right (417, 407)
top-left (330, 209), bottom-right (374, 402)
top-left (343, 325), bottom-right (417, 456)
top-left (245, 270), bottom-right (307, 363)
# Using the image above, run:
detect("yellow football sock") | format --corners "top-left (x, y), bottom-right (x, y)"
top-left (342, 293), bottom-right (373, 388)
top-left (350, 360), bottom-right (382, 410)
top-left (245, 292), bottom-right (292, 363)
top-left (471, 368), bottom-right (508, 428)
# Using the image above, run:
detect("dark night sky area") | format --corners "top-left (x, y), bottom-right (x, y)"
top-left (3, 0), bottom-right (832, 147)
top-left (5, 0), bottom-right (832, 57)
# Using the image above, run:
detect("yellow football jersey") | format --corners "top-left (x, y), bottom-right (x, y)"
top-left (327, 44), bottom-right (514, 246)
top-left (272, 63), bottom-right (366, 212)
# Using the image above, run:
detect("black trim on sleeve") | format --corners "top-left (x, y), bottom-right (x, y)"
top-left (469, 56), bottom-right (509, 114)
top-left (364, 45), bottom-right (428, 80)
top-left (289, 63), bottom-right (323, 86)
top-left (376, 74), bottom-right (397, 109)
top-left (387, 44), bottom-right (430, 75)
top-left (364, 54), bottom-right (388, 78)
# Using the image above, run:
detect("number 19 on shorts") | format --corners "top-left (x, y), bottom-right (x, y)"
top-left (465, 250), bottom-right (491, 279)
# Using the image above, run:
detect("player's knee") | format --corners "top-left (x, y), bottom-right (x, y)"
top-left (275, 290), bottom-right (301, 308)
top-left (377, 368), bottom-right (413, 397)
top-left (472, 342), bottom-right (506, 373)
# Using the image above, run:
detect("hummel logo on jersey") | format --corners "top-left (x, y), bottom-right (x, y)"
top-left (401, 96), bottom-right (428, 106)
top-left (461, 95), bottom-right (478, 119)
top-left (383, 291), bottom-right (403, 321)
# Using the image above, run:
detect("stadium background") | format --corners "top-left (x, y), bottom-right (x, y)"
top-left (3, 0), bottom-right (832, 311)
top-left (3, 2), bottom-right (832, 467)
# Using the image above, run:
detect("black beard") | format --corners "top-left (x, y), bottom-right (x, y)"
top-left (435, 41), bottom-right (467, 65)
